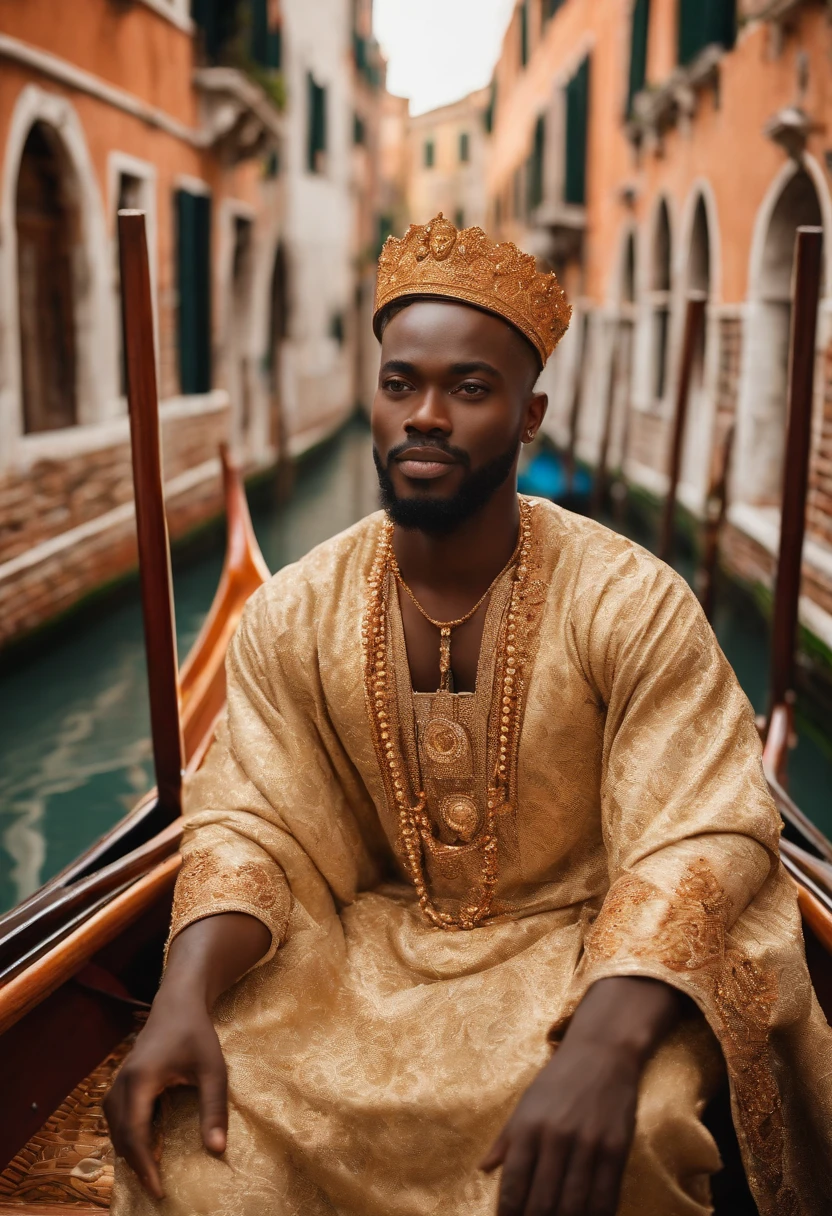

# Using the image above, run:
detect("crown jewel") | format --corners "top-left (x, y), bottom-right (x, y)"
top-left (373, 213), bottom-right (571, 363)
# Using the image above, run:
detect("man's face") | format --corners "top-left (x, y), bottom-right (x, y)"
top-left (371, 300), bottom-right (546, 534)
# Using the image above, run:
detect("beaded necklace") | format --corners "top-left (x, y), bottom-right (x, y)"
top-left (362, 498), bottom-right (534, 930)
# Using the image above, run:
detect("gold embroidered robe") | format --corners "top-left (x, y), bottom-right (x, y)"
top-left (113, 501), bottom-right (832, 1216)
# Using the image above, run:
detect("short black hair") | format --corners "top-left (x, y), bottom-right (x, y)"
top-left (374, 294), bottom-right (543, 379)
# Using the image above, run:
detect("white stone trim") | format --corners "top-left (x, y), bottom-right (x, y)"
top-left (137, 0), bottom-right (193, 32)
top-left (677, 178), bottom-right (723, 304)
top-left (15, 390), bottom-right (229, 465)
top-left (728, 502), bottom-right (832, 583)
top-left (0, 458), bottom-right (222, 585)
top-left (0, 33), bottom-right (201, 145)
top-left (0, 85), bottom-right (119, 469)
top-left (174, 173), bottom-right (212, 197)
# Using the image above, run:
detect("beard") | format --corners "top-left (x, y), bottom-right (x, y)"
top-left (373, 432), bottom-right (521, 537)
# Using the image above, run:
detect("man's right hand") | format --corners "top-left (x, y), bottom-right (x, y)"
top-left (104, 984), bottom-right (228, 1200)
top-left (103, 911), bottom-right (272, 1199)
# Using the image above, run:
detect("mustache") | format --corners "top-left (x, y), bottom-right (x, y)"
top-left (383, 436), bottom-right (471, 471)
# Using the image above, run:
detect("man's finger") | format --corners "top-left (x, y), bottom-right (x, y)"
top-left (585, 1138), bottom-right (629, 1216)
top-left (554, 1138), bottom-right (594, 1216)
top-left (522, 1131), bottom-right (570, 1216)
top-left (114, 1080), bottom-right (165, 1200)
top-left (496, 1135), bottom-right (537, 1216)
top-left (480, 1130), bottom-right (508, 1173)
top-left (197, 1052), bottom-right (229, 1154)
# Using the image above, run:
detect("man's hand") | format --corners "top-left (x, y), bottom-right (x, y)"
top-left (104, 911), bottom-right (271, 1199)
top-left (482, 976), bottom-right (683, 1216)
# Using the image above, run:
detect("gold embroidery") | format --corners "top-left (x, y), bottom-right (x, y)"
top-left (423, 717), bottom-right (467, 764)
top-left (585, 859), bottom-right (797, 1216)
top-left (439, 795), bottom-right (480, 842)
top-left (168, 847), bottom-right (290, 944)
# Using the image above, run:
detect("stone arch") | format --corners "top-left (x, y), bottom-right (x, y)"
top-left (679, 190), bottom-right (716, 501)
top-left (0, 86), bottom-right (117, 462)
top-left (737, 165), bottom-right (824, 504)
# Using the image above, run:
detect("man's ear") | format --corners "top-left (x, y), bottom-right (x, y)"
top-left (522, 392), bottom-right (548, 444)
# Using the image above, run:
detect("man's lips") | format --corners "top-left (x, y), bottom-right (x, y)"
top-left (394, 448), bottom-right (460, 480)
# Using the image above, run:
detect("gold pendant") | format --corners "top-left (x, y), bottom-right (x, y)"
top-left (439, 627), bottom-right (452, 692)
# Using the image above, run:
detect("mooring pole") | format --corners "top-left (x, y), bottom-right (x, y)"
top-left (658, 292), bottom-right (707, 564)
top-left (118, 209), bottom-right (184, 819)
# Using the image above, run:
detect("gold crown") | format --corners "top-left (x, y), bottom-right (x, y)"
top-left (373, 213), bottom-right (571, 364)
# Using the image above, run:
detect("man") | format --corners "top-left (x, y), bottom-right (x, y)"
top-left (108, 215), bottom-right (832, 1216)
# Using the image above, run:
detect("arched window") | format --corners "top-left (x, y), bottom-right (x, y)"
top-left (15, 122), bottom-right (79, 433)
top-left (230, 215), bottom-right (254, 444)
top-left (268, 242), bottom-right (290, 452)
top-left (747, 170), bottom-right (822, 503)
top-left (687, 195), bottom-right (710, 387)
top-left (650, 200), bottom-right (671, 403)
top-left (681, 194), bottom-right (712, 493)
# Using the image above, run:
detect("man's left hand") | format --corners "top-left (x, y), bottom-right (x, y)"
top-left (481, 975), bottom-right (683, 1216)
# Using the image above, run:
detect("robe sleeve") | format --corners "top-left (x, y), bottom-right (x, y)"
top-left (167, 566), bottom-right (379, 968)
top-left (555, 557), bottom-right (816, 1210)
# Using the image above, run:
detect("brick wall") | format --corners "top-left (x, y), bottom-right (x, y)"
top-left (628, 408), bottom-right (668, 475)
top-left (0, 399), bottom-right (231, 649)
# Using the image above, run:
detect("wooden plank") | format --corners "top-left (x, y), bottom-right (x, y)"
top-left (768, 226), bottom-right (823, 715)
top-left (118, 210), bottom-right (184, 818)
top-left (0, 857), bottom-right (180, 1037)
top-left (658, 292), bottom-right (706, 563)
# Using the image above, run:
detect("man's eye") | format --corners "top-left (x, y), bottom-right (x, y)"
top-left (457, 382), bottom-right (487, 397)
top-left (384, 378), bottom-right (410, 393)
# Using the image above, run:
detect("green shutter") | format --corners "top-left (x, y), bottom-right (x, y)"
top-left (627, 0), bottom-right (650, 113)
top-left (459, 131), bottom-right (470, 163)
top-left (542, 0), bottom-right (565, 23)
top-left (176, 189), bottom-right (212, 395)
top-left (484, 80), bottom-right (497, 134)
top-left (424, 139), bottom-right (435, 168)
top-left (528, 114), bottom-right (545, 210)
top-left (565, 56), bottom-right (590, 206)
top-left (520, 0), bottom-right (529, 67)
top-left (307, 73), bottom-right (327, 172)
top-left (678, 0), bottom-right (736, 66)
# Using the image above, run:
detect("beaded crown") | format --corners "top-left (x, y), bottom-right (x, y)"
top-left (373, 213), bottom-right (571, 364)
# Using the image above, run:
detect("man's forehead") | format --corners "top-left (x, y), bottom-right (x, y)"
top-left (381, 298), bottom-right (520, 357)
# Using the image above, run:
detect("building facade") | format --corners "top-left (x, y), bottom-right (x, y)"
top-left (406, 88), bottom-right (492, 230)
top-left (485, 0), bottom-right (832, 664)
top-left (0, 0), bottom-right (379, 650)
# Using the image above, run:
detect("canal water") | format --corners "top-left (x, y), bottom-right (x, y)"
top-left (1, 417), bottom-right (830, 914)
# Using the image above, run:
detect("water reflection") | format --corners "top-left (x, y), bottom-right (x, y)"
top-left (1, 418), bottom-right (830, 912)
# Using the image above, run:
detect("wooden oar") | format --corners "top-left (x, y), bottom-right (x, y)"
top-left (697, 424), bottom-right (734, 622)
top-left (658, 291), bottom-right (706, 563)
top-left (565, 311), bottom-right (588, 491)
top-left (118, 210), bottom-right (184, 820)
top-left (766, 226), bottom-right (823, 762)
top-left (590, 321), bottom-right (621, 518)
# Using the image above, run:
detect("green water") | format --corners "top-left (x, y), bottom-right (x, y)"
top-left (0, 419), bottom-right (830, 914)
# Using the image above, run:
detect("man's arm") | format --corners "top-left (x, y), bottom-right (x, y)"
top-left (104, 912), bottom-right (271, 1200)
top-left (483, 976), bottom-right (683, 1216)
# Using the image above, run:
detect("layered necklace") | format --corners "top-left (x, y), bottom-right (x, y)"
top-left (363, 498), bottom-right (534, 931)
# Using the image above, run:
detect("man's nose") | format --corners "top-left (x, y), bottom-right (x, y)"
top-left (404, 387), bottom-right (451, 435)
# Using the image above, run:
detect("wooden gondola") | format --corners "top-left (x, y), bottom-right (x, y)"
top-left (0, 214), bottom-right (830, 1213)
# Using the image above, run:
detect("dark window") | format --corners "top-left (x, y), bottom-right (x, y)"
top-left (329, 311), bottom-right (345, 346)
top-left (264, 148), bottom-right (280, 178)
top-left (565, 55), bottom-right (591, 206)
top-left (307, 73), bottom-right (327, 173)
top-left (377, 213), bottom-right (394, 257)
top-left (191, 0), bottom-right (237, 64)
top-left (117, 172), bottom-right (144, 396)
top-left (513, 165), bottom-right (523, 218)
top-left (454, 207), bottom-right (465, 229)
top-left (484, 80), bottom-right (497, 134)
top-left (424, 138), bottom-right (435, 168)
top-left (459, 131), bottom-right (470, 163)
top-left (627, 0), bottom-right (650, 113)
top-left (519, 0), bottom-right (529, 67)
top-left (176, 188), bottom-right (212, 395)
top-left (250, 0), bottom-right (281, 69)
top-left (542, 0), bottom-right (565, 25)
top-left (677, 0), bottom-right (736, 67)
top-left (16, 122), bottom-right (78, 433)
top-left (354, 113), bottom-right (366, 145)
top-left (528, 114), bottom-right (545, 210)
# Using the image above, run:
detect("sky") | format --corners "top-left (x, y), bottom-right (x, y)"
top-left (373, 0), bottom-right (515, 116)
